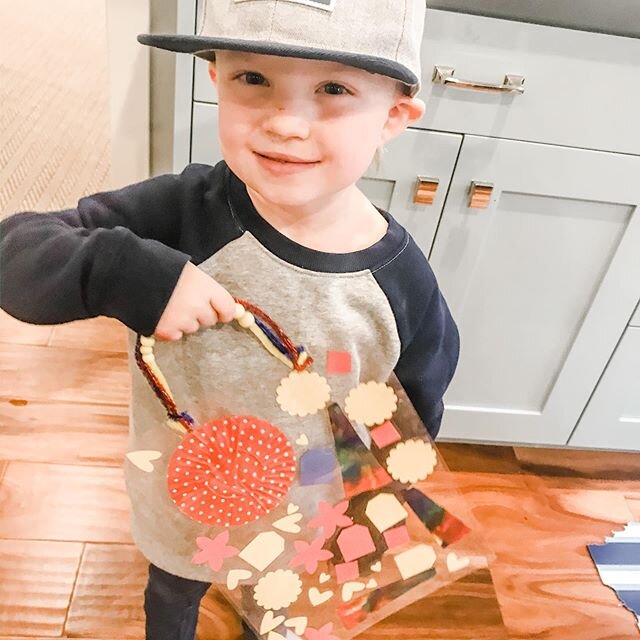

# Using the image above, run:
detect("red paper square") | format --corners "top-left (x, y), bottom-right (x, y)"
top-left (335, 561), bottom-right (360, 584)
top-left (370, 421), bottom-right (401, 448)
top-left (326, 351), bottom-right (352, 375)
top-left (383, 525), bottom-right (410, 549)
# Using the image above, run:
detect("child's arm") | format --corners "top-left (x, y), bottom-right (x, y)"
top-left (0, 164), bottom-right (213, 336)
top-left (393, 286), bottom-right (460, 440)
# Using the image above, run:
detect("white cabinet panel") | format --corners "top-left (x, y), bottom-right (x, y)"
top-left (418, 10), bottom-right (640, 155)
top-left (631, 302), bottom-right (640, 327)
top-left (569, 327), bottom-right (640, 451)
top-left (430, 135), bottom-right (640, 445)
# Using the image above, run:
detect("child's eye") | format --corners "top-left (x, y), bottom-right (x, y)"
top-left (237, 71), bottom-right (267, 85)
top-left (322, 82), bottom-right (351, 96)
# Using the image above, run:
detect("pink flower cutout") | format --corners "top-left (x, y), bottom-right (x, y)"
top-left (308, 500), bottom-right (353, 539)
top-left (289, 536), bottom-right (333, 574)
top-left (191, 530), bottom-right (238, 571)
top-left (305, 622), bottom-right (340, 640)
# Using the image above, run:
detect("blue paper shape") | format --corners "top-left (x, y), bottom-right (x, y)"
top-left (299, 447), bottom-right (338, 486)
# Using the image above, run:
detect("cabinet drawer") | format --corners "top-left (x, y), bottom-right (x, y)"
top-left (568, 326), bottom-right (640, 451)
top-left (419, 10), bottom-right (640, 155)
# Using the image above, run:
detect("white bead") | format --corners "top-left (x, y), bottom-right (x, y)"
top-left (140, 335), bottom-right (155, 346)
top-left (141, 353), bottom-right (155, 363)
top-left (238, 311), bottom-right (255, 328)
top-left (234, 303), bottom-right (245, 320)
top-left (140, 345), bottom-right (153, 355)
top-left (297, 351), bottom-right (308, 366)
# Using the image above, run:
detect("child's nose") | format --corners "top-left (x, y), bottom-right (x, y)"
top-left (262, 107), bottom-right (312, 140)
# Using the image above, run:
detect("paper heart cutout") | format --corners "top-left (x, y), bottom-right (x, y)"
top-left (341, 581), bottom-right (366, 602)
top-left (268, 633), bottom-right (287, 640)
top-left (370, 561), bottom-right (382, 572)
top-left (273, 512), bottom-right (303, 534)
top-left (446, 552), bottom-right (470, 573)
top-left (287, 503), bottom-right (300, 515)
top-left (296, 434), bottom-right (309, 446)
top-left (366, 578), bottom-right (378, 589)
top-left (261, 611), bottom-right (286, 634)
top-left (226, 568), bottom-right (252, 590)
top-left (126, 450), bottom-right (161, 472)
top-left (284, 617), bottom-right (308, 635)
top-left (308, 587), bottom-right (333, 606)
top-left (319, 572), bottom-right (331, 584)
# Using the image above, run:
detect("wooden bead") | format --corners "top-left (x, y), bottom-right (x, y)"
top-left (141, 353), bottom-right (156, 364)
top-left (297, 352), bottom-right (309, 366)
top-left (234, 303), bottom-right (246, 320)
top-left (140, 336), bottom-right (155, 347)
top-left (238, 311), bottom-right (255, 328)
top-left (140, 345), bottom-right (153, 355)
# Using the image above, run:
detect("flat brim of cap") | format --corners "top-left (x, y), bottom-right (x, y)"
top-left (137, 34), bottom-right (419, 87)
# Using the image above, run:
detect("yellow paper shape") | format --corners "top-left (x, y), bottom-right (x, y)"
top-left (276, 371), bottom-right (331, 417)
top-left (446, 552), bottom-right (471, 573)
top-left (260, 610), bottom-right (286, 634)
top-left (365, 493), bottom-right (408, 532)
top-left (284, 617), bottom-right (308, 635)
top-left (126, 450), bottom-right (161, 472)
top-left (226, 569), bottom-right (252, 590)
top-left (254, 569), bottom-right (303, 610)
top-left (308, 587), bottom-right (334, 606)
top-left (341, 581), bottom-right (366, 602)
top-left (385, 439), bottom-right (437, 483)
top-left (239, 532), bottom-right (285, 571)
top-left (393, 544), bottom-right (437, 580)
top-left (344, 382), bottom-right (398, 426)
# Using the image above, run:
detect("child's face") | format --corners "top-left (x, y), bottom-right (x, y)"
top-left (208, 51), bottom-right (424, 210)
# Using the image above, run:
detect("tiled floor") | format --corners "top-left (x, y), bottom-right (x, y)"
top-left (0, 308), bottom-right (639, 639)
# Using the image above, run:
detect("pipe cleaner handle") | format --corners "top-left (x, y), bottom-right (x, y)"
top-left (134, 297), bottom-right (314, 434)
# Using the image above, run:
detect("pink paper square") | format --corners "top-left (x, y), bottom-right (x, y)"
top-left (337, 524), bottom-right (376, 562)
top-left (326, 351), bottom-right (352, 375)
top-left (370, 421), bottom-right (401, 448)
top-left (335, 561), bottom-right (360, 584)
top-left (383, 525), bottom-right (410, 549)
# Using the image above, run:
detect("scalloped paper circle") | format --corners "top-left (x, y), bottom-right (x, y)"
top-left (167, 416), bottom-right (296, 526)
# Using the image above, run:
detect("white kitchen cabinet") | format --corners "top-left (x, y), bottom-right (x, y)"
top-left (568, 327), bottom-right (640, 451)
top-left (631, 302), bottom-right (640, 328)
top-left (430, 136), bottom-right (640, 445)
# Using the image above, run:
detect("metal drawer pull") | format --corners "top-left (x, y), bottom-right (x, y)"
top-left (414, 176), bottom-right (439, 205)
top-left (468, 181), bottom-right (494, 209)
top-left (433, 65), bottom-right (525, 94)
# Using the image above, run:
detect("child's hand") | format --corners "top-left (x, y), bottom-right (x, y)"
top-left (153, 262), bottom-right (237, 341)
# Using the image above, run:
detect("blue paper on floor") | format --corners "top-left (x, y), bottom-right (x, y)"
top-left (588, 521), bottom-right (640, 631)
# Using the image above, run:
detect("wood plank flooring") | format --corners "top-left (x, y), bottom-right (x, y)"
top-left (0, 308), bottom-right (638, 639)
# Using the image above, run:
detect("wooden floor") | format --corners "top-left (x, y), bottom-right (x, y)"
top-left (1, 309), bottom-right (639, 639)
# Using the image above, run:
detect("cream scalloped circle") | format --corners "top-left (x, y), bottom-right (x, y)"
top-left (253, 569), bottom-right (303, 610)
top-left (385, 439), bottom-right (438, 483)
top-left (344, 381), bottom-right (398, 427)
top-left (276, 371), bottom-right (331, 417)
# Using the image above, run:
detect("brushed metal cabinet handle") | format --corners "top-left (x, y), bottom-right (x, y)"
top-left (414, 176), bottom-right (440, 205)
top-left (433, 65), bottom-right (525, 94)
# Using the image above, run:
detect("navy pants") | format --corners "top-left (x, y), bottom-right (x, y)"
top-left (144, 563), bottom-right (258, 640)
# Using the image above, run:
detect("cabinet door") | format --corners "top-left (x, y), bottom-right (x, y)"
top-left (429, 135), bottom-right (640, 446)
top-left (190, 103), bottom-right (462, 255)
top-left (568, 327), bottom-right (640, 451)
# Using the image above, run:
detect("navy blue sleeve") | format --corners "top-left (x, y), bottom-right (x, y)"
top-left (0, 163), bottom-right (229, 336)
top-left (372, 231), bottom-right (460, 439)
top-left (393, 284), bottom-right (460, 438)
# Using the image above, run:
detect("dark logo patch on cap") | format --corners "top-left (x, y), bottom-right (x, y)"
top-left (235, 0), bottom-right (335, 11)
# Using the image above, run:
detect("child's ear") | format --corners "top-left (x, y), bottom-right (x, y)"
top-left (208, 60), bottom-right (218, 85)
top-left (380, 97), bottom-right (426, 145)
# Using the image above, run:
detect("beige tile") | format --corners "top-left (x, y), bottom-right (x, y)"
top-left (0, 398), bottom-right (128, 466)
top-left (0, 342), bottom-right (129, 405)
top-left (65, 544), bottom-right (147, 638)
top-left (0, 539), bottom-right (83, 636)
top-left (0, 462), bottom-right (132, 543)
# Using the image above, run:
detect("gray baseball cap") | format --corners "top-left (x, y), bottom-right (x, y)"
top-left (138, 0), bottom-right (425, 95)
